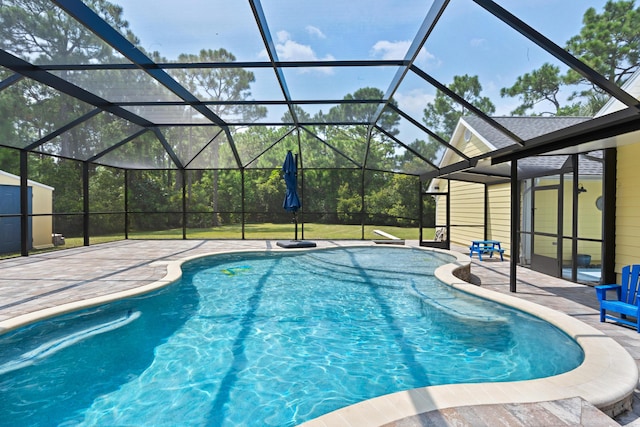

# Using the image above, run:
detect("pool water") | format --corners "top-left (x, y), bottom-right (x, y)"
top-left (0, 247), bottom-right (584, 426)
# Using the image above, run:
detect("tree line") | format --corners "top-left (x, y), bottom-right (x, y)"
top-left (0, 0), bottom-right (638, 238)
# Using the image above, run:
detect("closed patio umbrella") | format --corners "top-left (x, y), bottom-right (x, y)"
top-left (282, 150), bottom-right (301, 217)
top-left (277, 151), bottom-right (315, 248)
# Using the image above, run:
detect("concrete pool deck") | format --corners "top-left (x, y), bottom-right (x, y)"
top-left (0, 239), bottom-right (638, 426)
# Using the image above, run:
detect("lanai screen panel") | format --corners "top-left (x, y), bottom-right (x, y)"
top-left (0, 77), bottom-right (97, 150)
top-left (0, 0), bottom-right (638, 182)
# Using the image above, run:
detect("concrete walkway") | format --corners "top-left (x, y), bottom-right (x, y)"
top-left (0, 239), bottom-right (638, 425)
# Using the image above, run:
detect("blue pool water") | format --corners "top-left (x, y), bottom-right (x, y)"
top-left (0, 247), bottom-right (584, 426)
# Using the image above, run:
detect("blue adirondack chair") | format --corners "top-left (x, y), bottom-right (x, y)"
top-left (595, 264), bottom-right (640, 332)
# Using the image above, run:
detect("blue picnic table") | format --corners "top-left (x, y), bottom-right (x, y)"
top-left (469, 240), bottom-right (504, 261)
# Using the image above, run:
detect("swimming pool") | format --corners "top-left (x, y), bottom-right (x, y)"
top-left (0, 246), bottom-right (585, 426)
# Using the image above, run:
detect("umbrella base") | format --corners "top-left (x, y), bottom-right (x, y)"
top-left (276, 240), bottom-right (317, 248)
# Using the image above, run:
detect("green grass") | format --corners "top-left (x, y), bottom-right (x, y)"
top-left (124, 223), bottom-right (426, 240)
top-left (1, 224), bottom-right (433, 259)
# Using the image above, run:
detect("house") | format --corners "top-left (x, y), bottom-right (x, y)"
top-left (591, 70), bottom-right (640, 276)
top-left (430, 115), bottom-right (605, 284)
top-left (429, 67), bottom-right (640, 286)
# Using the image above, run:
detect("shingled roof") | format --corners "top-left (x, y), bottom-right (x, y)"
top-left (433, 115), bottom-right (601, 184)
top-left (462, 116), bottom-right (592, 150)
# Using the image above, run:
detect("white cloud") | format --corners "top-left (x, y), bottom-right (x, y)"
top-left (278, 39), bottom-right (317, 61)
top-left (305, 25), bottom-right (326, 39)
top-left (393, 89), bottom-right (435, 118)
top-left (257, 31), bottom-right (334, 75)
top-left (392, 89), bottom-right (437, 144)
top-left (470, 38), bottom-right (486, 48)
top-left (371, 40), bottom-right (411, 60)
top-left (275, 30), bottom-right (290, 44)
top-left (415, 47), bottom-right (439, 69)
top-left (371, 40), bottom-right (437, 67)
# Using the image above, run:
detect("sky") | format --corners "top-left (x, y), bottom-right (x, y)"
top-left (113, 0), bottom-right (611, 137)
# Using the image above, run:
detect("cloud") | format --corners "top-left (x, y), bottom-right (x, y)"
top-left (371, 40), bottom-right (436, 66)
top-left (371, 40), bottom-right (411, 60)
top-left (392, 89), bottom-right (437, 144)
top-left (258, 30), bottom-right (334, 75)
top-left (305, 25), bottom-right (326, 39)
top-left (275, 30), bottom-right (290, 44)
top-left (277, 39), bottom-right (317, 61)
top-left (393, 89), bottom-right (435, 118)
top-left (470, 38), bottom-right (486, 48)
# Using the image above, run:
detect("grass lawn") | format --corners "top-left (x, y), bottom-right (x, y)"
top-left (125, 223), bottom-right (426, 240)
top-left (5, 224), bottom-right (433, 259)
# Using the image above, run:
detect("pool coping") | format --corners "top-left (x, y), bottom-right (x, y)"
top-left (0, 245), bottom-right (636, 426)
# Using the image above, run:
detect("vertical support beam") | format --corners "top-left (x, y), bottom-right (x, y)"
top-left (360, 126), bottom-right (372, 241)
top-left (510, 160), bottom-right (519, 292)
top-left (297, 130), bottom-right (304, 240)
top-left (418, 181), bottom-right (424, 244)
top-left (83, 162), bottom-right (90, 246)
top-left (484, 183), bottom-right (489, 241)
top-left (241, 168), bottom-right (245, 240)
top-left (19, 150), bottom-right (29, 257)
top-left (602, 148), bottom-right (617, 284)
top-left (124, 169), bottom-right (129, 239)
top-left (294, 153), bottom-right (299, 242)
top-left (360, 167), bottom-right (366, 241)
top-left (571, 155), bottom-right (579, 282)
top-left (182, 169), bottom-right (187, 240)
top-left (445, 180), bottom-right (450, 250)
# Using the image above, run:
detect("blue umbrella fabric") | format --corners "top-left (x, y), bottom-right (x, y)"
top-left (282, 151), bottom-right (301, 212)
top-left (277, 151), bottom-right (315, 248)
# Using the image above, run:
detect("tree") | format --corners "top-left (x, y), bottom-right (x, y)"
top-left (322, 87), bottom-right (400, 169)
top-left (324, 87), bottom-right (399, 133)
top-left (501, 1), bottom-right (640, 115)
top-left (423, 74), bottom-right (495, 139)
top-left (174, 49), bottom-right (267, 123)
top-left (281, 105), bottom-right (312, 124)
top-left (172, 48), bottom-right (267, 226)
top-left (499, 63), bottom-right (581, 116)
top-left (0, 0), bottom-right (138, 159)
top-left (364, 174), bottom-right (420, 226)
top-left (89, 166), bottom-right (125, 235)
top-left (0, 0), bottom-right (137, 64)
top-left (566, 0), bottom-right (640, 87)
top-left (565, 0), bottom-right (640, 113)
top-left (395, 138), bottom-right (439, 174)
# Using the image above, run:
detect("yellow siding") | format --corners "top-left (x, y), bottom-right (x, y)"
top-left (444, 181), bottom-right (512, 258)
top-left (437, 128), bottom-right (512, 258)
top-left (461, 136), bottom-right (487, 157)
top-left (576, 180), bottom-right (603, 243)
top-left (434, 180), bottom-right (448, 228)
top-left (449, 181), bottom-right (485, 247)
top-left (616, 142), bottom-right (640, 273)
top-left (487, 184), bottom-right (511, 256)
